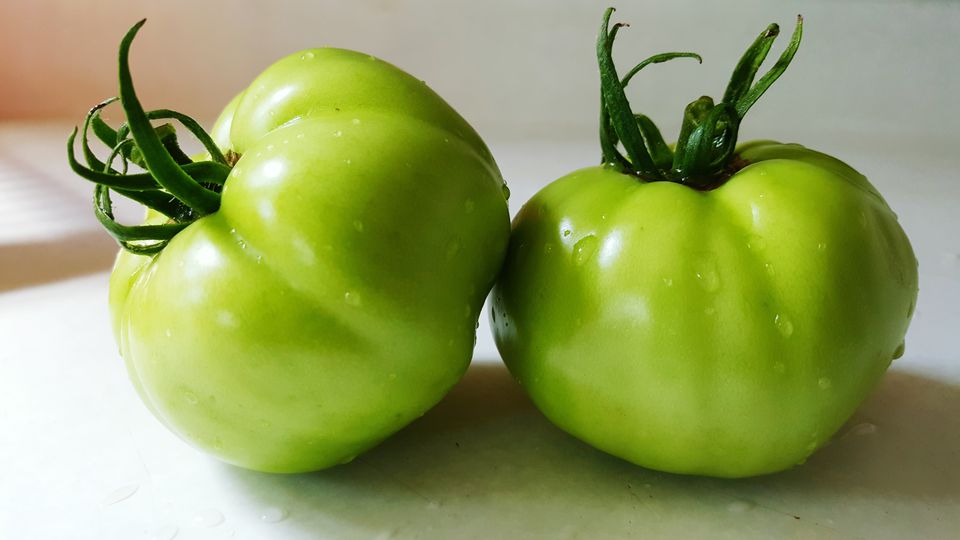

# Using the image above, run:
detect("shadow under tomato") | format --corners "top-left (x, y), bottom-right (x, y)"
top-left (220, 361), bottom-right (960, 539)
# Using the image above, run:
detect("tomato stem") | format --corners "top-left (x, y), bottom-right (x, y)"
top-left (66, 20), bottom-right (231, 254)
top-left (596, 7), bottom-right (803, 188)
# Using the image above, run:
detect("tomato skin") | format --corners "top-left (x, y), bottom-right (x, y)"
top-left (491, 141), bottom-right (917, 478)
top-left (110, 49), bottom-right (509, 472)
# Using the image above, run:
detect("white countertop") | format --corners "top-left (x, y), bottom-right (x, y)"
top-left (1, 123), bottom-right (958, 539)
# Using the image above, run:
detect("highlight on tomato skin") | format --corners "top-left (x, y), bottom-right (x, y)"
top-left (67, 19), bottom-right (511, 473)
top-left (491, 7), bottom-right (918, 478)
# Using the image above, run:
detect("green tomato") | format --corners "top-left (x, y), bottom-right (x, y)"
top-left (110, 48), bottom-right (510, 472)
top-left (491, 141), bottom-right (917, 477)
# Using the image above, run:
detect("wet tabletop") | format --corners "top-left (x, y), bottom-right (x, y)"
top-left (1, 124), bottom-right (958, 539)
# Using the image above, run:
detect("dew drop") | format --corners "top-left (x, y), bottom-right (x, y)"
top-left (353, 220), bottom-right (364, 232)
top-left (339, 454), bottom-right (357, 465)
top-left (818, 377), bottom-right (832, 390)
top-left (260, 507), bottom-right (288, 523)
top-left (344, 291), bottom-right (361, 306)
top-left (296, 133), bottom-right (304, 139)
top-left (727, 499), bottom-right (754, 513)
top-left (351, 118), bottom-right (361, 125)
top-left (817, 241), bottom-right (827, 251)
top-left (747, 235), bottom-right (766, 250)
top-left (266, 144), bottom-right (274, 151)
top-left (152, 525), bottom-right (179, 540)
top-left (165, 328), bottom-right (172, 338)
top-left (426, 500), bottom-right (441, 510)
top-left (662, 277), bottom-right (673, 287)
top-left (501, 183), bottom-right (511, 200)
top-left (183, 391), bottom-right (199, 405)
top-left (388, 373), bottom-right (397, 380)
top-left (213, 437), bottom-right (223, 450)
top-left (773, 362), bottom-right (786, 374)
top-left (695, 268), bottom-right (720, 292)
top-left (192, 509), bottom-right (224, 528)
top-left (344, 159), bottom-right (352, 165)
top-left (101, 484), bottom-right (139, 506)
top-left (464, 199), bottom-right (475, 213)
top-left (704, 306), bottom-right (716, 316)
top-left (774, 314), bottom-right (794, 337)
top-left (259, 419), bottom-right (272, 429)
top-left (446, 239), bottom-right (461, 260)
top-left (893, 341), bottom-right (905, 359)
top-left (300, 51), bottom-right (315, 60)
top-left (562, 229), bottom-right (571, 237)
top-left (573, 235), bottom-right (598, 266)
top-left (333, 130), bottom-right (343, 137)
top-left (543, 243), bottom-right (554, 254)
top-left (763, 262), bottom-right (775, 276)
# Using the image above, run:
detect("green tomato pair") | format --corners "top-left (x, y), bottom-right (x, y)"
top-left (68, 9), bottom-right (917, 478)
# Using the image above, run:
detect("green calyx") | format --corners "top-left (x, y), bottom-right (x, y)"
top-left (597, 7), bottom-right (803, 189)
top-left (67, 19), bottom-right (231, 255)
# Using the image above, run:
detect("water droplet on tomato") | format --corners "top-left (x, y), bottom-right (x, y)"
top-left (446, 239), bottom-right (461, 260)
top-left (573, 235), bottom-right (598, 266)
top-left (543, 243), bottom-right (554, 254)
top-left (764, 262), bottom-right (775, 276)
top-left (662, 277), bottom-right (673, 287)
top-left (501, 183), bottom-right (511, 200)
top-left (344, 159), bottom-right (352, 165)
top-left (773, 362), bottom-right (786, 373)
top-left (352, 118), bottom-right (361, 125)
top-left (388, 373), bottom-right (397, 380)
top-left (353, 220), bottom-right (364, 232)
top-left (344, 292), bottom-right (361, 306)
top-left (296, 133), bottom-right (304, 139)
top-left (183, 391), bottom-right (199, 405)
top-left (260, 507), bottom-right (288, 523)
top-left (562, 229), bottom-right (571, 237)
top-left (746, 235), bottom-right (766, 250)
top-left (333, 130), bottom-right (343, 137)
top-left (695, 268), bottom-right (720, 292)
top-left (817, 241), bottom-right (827, 251)
top-left (893, 341), bottom-right (905, 359)
top-left (704, 306), bottom-right (716, 316)
top-left (165, 328), bottom-right (172, 338)
top-left (818, 377), bottom-right (832, 390)
top-left (300, 51), bottom-right (315, 60)
top-left (192, 509), bottom-right (224, 527)
top-left (774, 314), bottom-right (794, 337)
top-left (101, 484), bottom-right (139, 506)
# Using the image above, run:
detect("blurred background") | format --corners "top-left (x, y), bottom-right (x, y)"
top-left (3, 0), bottom-right (958, 147)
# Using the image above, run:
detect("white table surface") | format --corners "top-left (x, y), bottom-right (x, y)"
top-left (1, 123), bottom-right (958, 539)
